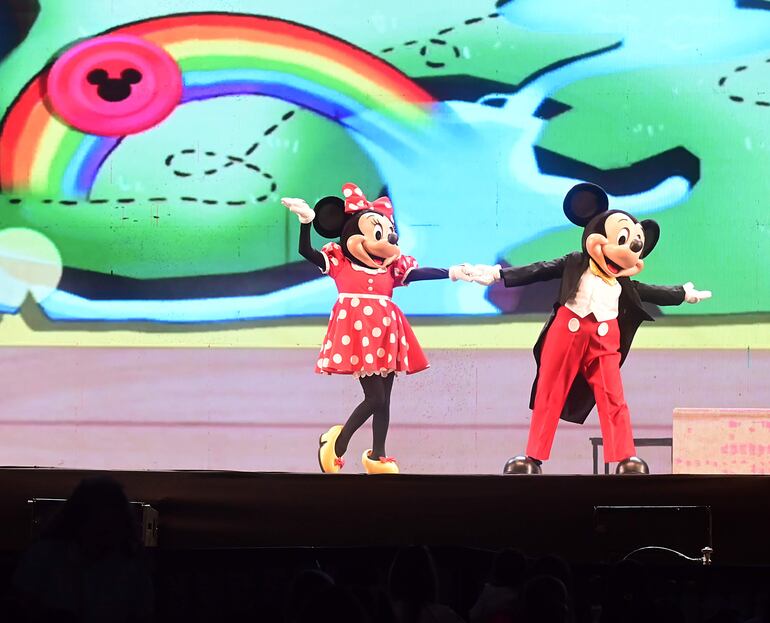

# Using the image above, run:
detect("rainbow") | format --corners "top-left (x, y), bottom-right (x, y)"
top-left (0, 13), bottom-right (436, 198)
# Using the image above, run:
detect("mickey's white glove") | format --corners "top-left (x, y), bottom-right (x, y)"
top-left (281, 197), bottom-right (315, 224)
top-left (471, 264), bottom-right (502, 286)
top-left (449, 264), bottom-right (475, 282)
top-left (683, 282), bottom-right (712, 304)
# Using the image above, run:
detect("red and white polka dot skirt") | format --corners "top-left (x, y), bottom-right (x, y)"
top-left (314, 243), bottom-right (429, 377)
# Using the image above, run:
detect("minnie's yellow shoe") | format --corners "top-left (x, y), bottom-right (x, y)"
top-left (318, 425), bottom-right (345, 473)
top-left (362, 450), bottom-right (399, 474)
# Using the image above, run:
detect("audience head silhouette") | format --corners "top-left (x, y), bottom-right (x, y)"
top-left (42, 475), bottom-right (139, 559)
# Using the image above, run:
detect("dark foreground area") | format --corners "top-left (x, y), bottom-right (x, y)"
top-left (0, 469), bottom-right (768, 621)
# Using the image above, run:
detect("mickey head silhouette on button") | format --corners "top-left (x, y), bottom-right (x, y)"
top-left (86, 67), bottom-right (143, 103)
top-left (46, 34), bottom-right (182, 136)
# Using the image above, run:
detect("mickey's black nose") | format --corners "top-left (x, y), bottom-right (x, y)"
top-left (630, 239), bottom-right (643, 253)
top-left (388, 232), bottom-right (399, 245)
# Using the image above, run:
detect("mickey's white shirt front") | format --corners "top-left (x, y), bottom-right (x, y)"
top-left (565, 268), bottom-right (622, 321)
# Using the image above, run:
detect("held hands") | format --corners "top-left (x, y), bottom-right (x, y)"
top-left (469, 264), bottom-right (502, 286)
top-left (280, 197), bottom-right (315, 224)
top-left (449, 264), bottom-right (502, 285)
top-left (683, 282), bottom-right (712, 304)
top-left (449, 264), bottom-right (475, 282)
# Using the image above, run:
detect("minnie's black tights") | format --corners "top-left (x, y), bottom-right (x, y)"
top-left (334, 373), bottom-right (395, 459)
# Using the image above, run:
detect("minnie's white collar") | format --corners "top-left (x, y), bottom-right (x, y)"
top-left (350, 261), bottom-right (387, 275)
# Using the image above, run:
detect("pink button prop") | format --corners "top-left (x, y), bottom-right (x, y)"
top-left (46, 34), bottom-right (182, 136)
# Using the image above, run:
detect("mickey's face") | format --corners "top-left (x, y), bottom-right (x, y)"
top-left (585, 212), bottom-right (646, 278)
top-left (344, 211), bottom-right (401, 270)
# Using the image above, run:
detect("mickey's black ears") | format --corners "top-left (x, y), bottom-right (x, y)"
top-left (563, 183), bottom-right (609, 226)
top-left (313, 196), bottom-right (346, 239)
top-left (640, 219), bottom-right (660, 258)
top-left (121, 68), bottom-right (142, 84)
top-left (86, 69), bottom-right (109, 85)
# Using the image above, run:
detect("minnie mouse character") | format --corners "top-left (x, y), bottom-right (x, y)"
top-left (282, 183), bottom-right (476, 474)
top-left (473, 183), bottom-right (712, 474)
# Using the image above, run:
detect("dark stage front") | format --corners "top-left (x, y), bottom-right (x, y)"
top-left (0, 469), bottom-right (768, 565)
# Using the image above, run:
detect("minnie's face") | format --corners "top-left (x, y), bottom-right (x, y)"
top-left (344, 211), bottom-right (401, 269)
top-left (585, 212), bottom-right (646, 278)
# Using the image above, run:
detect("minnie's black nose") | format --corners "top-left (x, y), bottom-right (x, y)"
top-left (388, 233), bottom-right (399, 245)
top-left (630, 239), bottom-right (643, 253)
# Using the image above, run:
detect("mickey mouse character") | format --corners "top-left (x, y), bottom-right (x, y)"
top-left (473, 183), bottom-right (712, 474)
top-left (282, 183), bottom-right (476, 474)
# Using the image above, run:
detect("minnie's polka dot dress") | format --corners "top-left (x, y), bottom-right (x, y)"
top-left (315, 243), bottom-right (429, 377)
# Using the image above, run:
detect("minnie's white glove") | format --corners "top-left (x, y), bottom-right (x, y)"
top-left (683, 282), bottom-right (712, 304)
top-left (449, 264), bottom-right (475, 282)
top-left (471, 264), bottom-right (502, 286)
top-left (281, 197), bottom-right (315, 224)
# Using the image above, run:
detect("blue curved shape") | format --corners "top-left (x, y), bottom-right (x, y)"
top-left (181, 69), bottom-right (415, 151)
top-left (61, 134), bottom-right (120, 197)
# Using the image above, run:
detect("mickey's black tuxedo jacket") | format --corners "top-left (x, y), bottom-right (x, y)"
top-left (500, 251), bottom-right (685, 424)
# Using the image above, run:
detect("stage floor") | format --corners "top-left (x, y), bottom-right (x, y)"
top-left (1, 468), bottom-right (768, 566)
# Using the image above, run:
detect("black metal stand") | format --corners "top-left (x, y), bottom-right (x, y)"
top-left (590, 437), bottom-right (673, 474)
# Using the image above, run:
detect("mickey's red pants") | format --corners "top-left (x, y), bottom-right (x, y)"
top-left (526, 306), bottom-right (636, 463)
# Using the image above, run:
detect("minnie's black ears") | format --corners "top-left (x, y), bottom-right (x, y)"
top-left (563, 183), bottom-right (609, 226)
top-left (640, 219), bottom-right (660, 258)
top-left (313, 196), bottom-right (346, 239)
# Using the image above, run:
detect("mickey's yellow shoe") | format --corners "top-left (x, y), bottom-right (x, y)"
top-left (318, 425), bottom-right (345, 473)
top-left (362, 450), bottom-right (399, 474)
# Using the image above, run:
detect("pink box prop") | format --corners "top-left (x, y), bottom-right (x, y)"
top-left (673, 408), bottom-right (770, 474)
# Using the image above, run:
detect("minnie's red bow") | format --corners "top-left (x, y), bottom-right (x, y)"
top-left (342, 182), bottom-right (394, 222)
